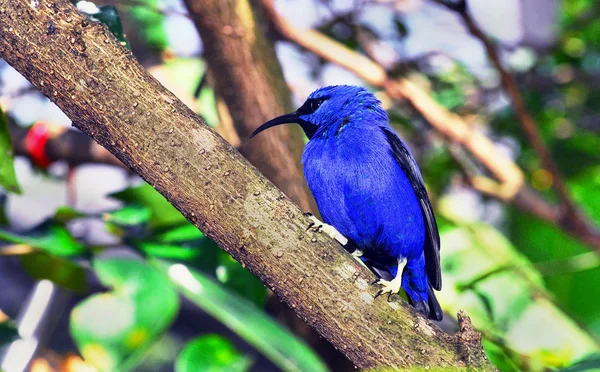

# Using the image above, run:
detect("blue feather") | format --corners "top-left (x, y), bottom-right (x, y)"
top-left (252, 85), bottom-right (442, 320)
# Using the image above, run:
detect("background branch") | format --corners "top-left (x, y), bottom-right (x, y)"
top-left (9, 121), bottom-right (125, 169)
top-left (0, 0), bottom-right (494, 369)
top-left (183, 0), bottom-right (316, 213)
top-left (434, 0), bottom-right (600, 249)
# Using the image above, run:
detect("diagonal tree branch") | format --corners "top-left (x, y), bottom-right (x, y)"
top-left (0, 0), bottom-right (494, 369)
top-left (260, 0), bottom-right (600, 252)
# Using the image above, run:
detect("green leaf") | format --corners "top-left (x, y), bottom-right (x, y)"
top-left (70, 259), bottom-right (179, 371)
top-left (104, 204), bottom-right (151, 226)
top-left (110, 184), bottom-right (187, 228)
top-left (0, 107), bottom-right (21, 194)
top-left (482, 339), bottom-right (521, 372)
top-left (20, 252), bottom-right (88, 293)
top-left (0, 321), bottom-right (19, 347)
top-left (437, 221), bottom-right (600, 369)
top-left (154, 224), bottom-right (204, 243)
top-left (133, 241), bottom-right (201, 260)
top-left (175, 335), bottom-right (251, 372)
top-left (127, 0), bottom-right (168, 51)
top-left (560, 353), bottom-right (600, 371)
top-left (394, 18), bottom-right (409, 38)
top-left (0, 221), bottom-right (85, 257)
top-left (154, 260), bottom-right (328, 372)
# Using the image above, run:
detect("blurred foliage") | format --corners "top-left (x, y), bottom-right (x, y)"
top-left (109, 183), bottom-right (187, 229)
top-left (70, 259), bottom-right (179, 371)
top-left (126, 0), bottom-right (168, 52)
top-left (156, 260), bottom-right (327, 372)
top-left (20, 252), bottom-right (88, 293)
top-left (175, 335), bottom-right (251, 372)
top-left (0, 220), bottom-right (85, 257)
top-left (0, 107), bottom-right (20, 194)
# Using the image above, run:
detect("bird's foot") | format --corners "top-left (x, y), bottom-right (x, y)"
top-left (304, 212), bottom-right (348, 245)
top-left (352, 249), bottom-right (363, 258)
top-left (374, 277), bottom-right (403, 299)
top-left (374, 258), bottom-right (406, 300)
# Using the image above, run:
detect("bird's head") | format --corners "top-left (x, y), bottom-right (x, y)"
top-left (251, 85), bottom-right (388, 140)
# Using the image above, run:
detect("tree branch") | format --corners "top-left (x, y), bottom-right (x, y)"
top-left (0, 0), bottom-right (494, 369)
top-left (260, 0), bottom-right (600, 252)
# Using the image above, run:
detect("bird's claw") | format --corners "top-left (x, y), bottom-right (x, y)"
top-left (373, 278), bottom-right (402, 300)
top-left (351, 249), bottom-right (363, 258)
top-left (304, 213), bottom-right (348, 245)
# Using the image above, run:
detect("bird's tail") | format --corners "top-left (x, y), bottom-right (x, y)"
top-left (426, 285), bottom-right (443, 321)
top-left (406, 284), bottom-right (442, 321)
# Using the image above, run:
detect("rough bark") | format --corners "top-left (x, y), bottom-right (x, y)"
top-left (183, 1), bottom-right (349, 367)
top-left (0, 1), bottom-right (494, 369)
top-left (183, 0), bottom-right (315, 212)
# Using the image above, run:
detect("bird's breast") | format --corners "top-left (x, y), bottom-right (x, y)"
top-left (302, 129), bottom-right (425, 260)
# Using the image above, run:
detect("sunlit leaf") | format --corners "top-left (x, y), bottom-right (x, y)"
top-left (132, 241), bottom-right (201, 260)
top-left (154, 224), bottom-right (204, 243)
top-left (104, 204), bottom-right (151, 227)
top-left (70, 259), bottom-right (179, 371)
top-left (110, 184), bottom-right (186, 228)
top-left (0, 107), bottom-right (21, 194)
top-left (20, 252), bottom-right (88, 293)
top-left (127, 0), bottom-right (168, 51)
top-left (154, 260), bottom-right (327, 372)
top-left (0, 221), bottom-right (85, 257)
top-left (175, 335), bottom-right (251, 372)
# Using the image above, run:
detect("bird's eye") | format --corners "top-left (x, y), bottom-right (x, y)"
top-left (310, 99), bottom-right (324, 111)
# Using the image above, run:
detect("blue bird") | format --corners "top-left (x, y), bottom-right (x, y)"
top-left (251, 85), bottom-right (442, 320)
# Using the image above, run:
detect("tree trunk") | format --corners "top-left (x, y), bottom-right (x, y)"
top-left (183, 0), bottom-right (315, 212)
top-left (0, 1), bottom-right (494, 369)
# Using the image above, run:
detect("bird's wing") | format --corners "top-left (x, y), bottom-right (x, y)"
top-left (381, 127), bottom-right (442, 290)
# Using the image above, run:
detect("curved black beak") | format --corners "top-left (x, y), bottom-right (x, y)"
top-left (250, 112), bottom-right (300, 138)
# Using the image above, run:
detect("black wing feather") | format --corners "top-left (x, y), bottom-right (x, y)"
top-left (382, 127), bottom-right (442, 290)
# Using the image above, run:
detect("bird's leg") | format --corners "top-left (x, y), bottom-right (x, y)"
top-left (304, 212), bottom-right (348, 246)
top-left (352, 249), bottom-right (364, 258)
top-left (374, 258), bottom-right (407, 299)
